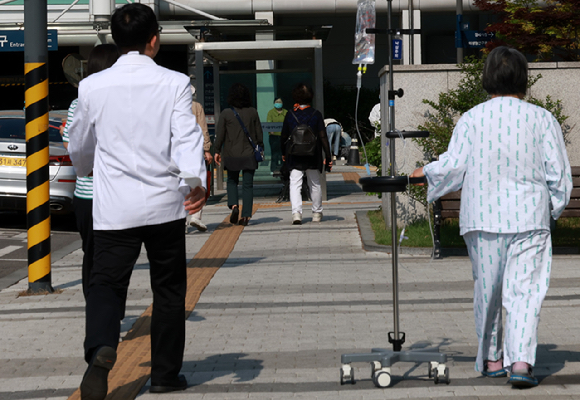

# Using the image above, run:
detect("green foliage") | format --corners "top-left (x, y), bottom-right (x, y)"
top-left (361, 136), bottom-right (382, 174)
top-left (368, 211), bottom-right (467, 248)
top-left (362, 55), bottom-right (571, 207)
top-left (415, 55), bottom-right (570, 161)
top-left (474, 0), bottom-right (580, 61)
top-left (415, 56), bottom-right (488, 157)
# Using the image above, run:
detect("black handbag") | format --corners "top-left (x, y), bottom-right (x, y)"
top-left (231, 108), bottom-right (264, 163)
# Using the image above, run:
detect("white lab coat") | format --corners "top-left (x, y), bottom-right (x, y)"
top-left (68, 52), bottom-right (206, 230)
top-left (424, 97), bottom-right (571, 235)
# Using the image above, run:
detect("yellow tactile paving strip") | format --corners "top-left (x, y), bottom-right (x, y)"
top-left (342, 172), bottom-right (361, 185)
top-left (67, 206), bottom-right (257, 400)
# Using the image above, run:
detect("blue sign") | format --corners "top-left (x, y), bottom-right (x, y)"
top-left (0, 30), bottom-right (58, 52)
top-left (392, 39), bottom-right (402, 60)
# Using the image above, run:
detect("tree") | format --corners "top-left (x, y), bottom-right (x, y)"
top-left (474, 0), bottom-right (580, 61)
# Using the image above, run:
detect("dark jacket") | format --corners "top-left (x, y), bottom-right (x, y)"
top-left (215, 107), bottom-right (264, 171)
top-left (281, 107), bottom-right (331, 172)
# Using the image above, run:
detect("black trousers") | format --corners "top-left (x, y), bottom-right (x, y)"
top-left (84, 219), bottom-right (187, 385)
top-left (73, 196), bottom-right (94, 300)
top-left (227, 169), bottom-right (255, 218)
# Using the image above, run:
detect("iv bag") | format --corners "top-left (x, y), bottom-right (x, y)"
top-left (352, 0), bottom-right (376, 64)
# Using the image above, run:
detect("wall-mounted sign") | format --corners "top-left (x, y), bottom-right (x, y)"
top-left (0, 30), bottom-right (58, 52)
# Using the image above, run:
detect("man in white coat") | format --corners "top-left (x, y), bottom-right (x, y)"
top-left (68, 4), bottom-right (206, 399)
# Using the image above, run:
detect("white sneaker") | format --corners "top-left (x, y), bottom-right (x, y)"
top-left (292, 213), bottom-right (302, 225)
top-left (312, 212), bottom-right (323, 222)
top-left (189, 217), bottom-right (208, 232)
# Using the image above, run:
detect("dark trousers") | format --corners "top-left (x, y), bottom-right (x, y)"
top-left (84, 219), bottom-right (187, 385)
top-left (227, 169), bottom-right (255, 218)
top-left (73, 196), bottom-right (94, 300)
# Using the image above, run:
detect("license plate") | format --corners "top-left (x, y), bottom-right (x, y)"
top-left (0, 156), bottom-right (26, 167)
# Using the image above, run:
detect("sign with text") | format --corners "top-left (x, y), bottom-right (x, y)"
top-left (261, 122), bottom-right (283, 133)
top-left (463, 30), bottom-right (495, 48)
top-left (0, 30), bottom-right (58, 52)
top-left (392, 39), bottom-right (402, 60)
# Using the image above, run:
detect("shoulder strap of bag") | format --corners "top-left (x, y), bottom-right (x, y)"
top-left (290, 110), bottom-right (300, 124)
top-left (231, 107), bottom-right (257, 149)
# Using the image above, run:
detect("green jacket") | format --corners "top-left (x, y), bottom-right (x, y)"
top-left (266, 107), bottom-right (288, 136)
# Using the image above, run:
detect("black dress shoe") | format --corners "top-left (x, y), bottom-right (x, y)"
top-left (80, 346), bottom-right (117, 400)
top-left (149, 374), bottom-right (188, 393)
top-left (229, 206), bottom-right (239, 224)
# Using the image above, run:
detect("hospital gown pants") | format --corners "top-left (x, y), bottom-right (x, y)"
top-left (463, 230), bottom-right (552, 372)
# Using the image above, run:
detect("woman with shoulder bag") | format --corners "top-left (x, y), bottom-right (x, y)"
top-left (214, 83), bottom-right (264, 226)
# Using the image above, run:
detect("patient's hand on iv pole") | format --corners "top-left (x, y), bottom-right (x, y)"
top-left (410, 167), bottom-right (425, 185)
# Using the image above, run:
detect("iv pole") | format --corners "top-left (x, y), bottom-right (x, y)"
top-left (339, 0), bottom-right (450, 388)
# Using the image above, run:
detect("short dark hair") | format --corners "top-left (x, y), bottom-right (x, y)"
top-left (482, 46), bottom-right (528, 96)
top-left (111, 3), bottom-right (158, 53)
top-left (87, 44), bottom-right (120, 77)
top-left (292, 83), bottom-right (313, 105)
top-left (227, 83), bottom-right (252, 108)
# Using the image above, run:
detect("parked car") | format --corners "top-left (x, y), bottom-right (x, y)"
top-left (0, 110), bottom-right (76, 215)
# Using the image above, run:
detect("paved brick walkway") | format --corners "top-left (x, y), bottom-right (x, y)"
top-left (1, 163), bottom-right (579, 399)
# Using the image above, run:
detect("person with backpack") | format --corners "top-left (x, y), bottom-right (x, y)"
top-left (281, 83), bottom-right (332, 225)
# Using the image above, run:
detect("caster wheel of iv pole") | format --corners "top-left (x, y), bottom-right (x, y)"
top-left (340, 365), bottom-right (355, 385)
top-left (428, 361), bottom-right (437, 379)
top-left (433, 364), bottom-right (450, 385)
top-left (370, 361), bottom-right (382, 378)
top-left (373, 370), bottom-right (392, 388)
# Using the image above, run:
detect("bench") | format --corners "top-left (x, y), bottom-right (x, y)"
top-left (432, 166), bottom-right (580, 259)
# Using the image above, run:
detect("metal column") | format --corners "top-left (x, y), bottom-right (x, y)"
top-left (25, 0), bottom-right (53, 293)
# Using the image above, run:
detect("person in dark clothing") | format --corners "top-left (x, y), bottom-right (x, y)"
top-left (281, 83), bottom-right (332, 225)
top-left (214, 83), bottom-right (264, 226)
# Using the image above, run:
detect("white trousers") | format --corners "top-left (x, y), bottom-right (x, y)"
top-left (463, 230), bottom-right (552, 372)
top-left (289, 169), bottom-right (322, 215)
top-left (185, 209), bottom-right (202, 225)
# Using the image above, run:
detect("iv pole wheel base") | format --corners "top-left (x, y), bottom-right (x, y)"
top-left (340, 364), bottom-right (355, 385)
top-left (432, 363), bottom-right (450, 385)
top-left (372, 367), bottom-right (392, 388)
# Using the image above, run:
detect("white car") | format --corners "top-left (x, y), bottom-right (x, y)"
top-left (0, 110), bottom-right (77, 215)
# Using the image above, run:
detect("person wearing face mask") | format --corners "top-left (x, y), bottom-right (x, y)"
top-left (266, 97), bottom-right (287, 175)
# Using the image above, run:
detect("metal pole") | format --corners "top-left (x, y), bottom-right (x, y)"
top-left (25, 0), bottom-right (53, 293)
top-left (387, 0), bottom-right (400, 351)
top-left (456, 0), bottom-right (464, 63)
top-left (408, 0), bottom-right (414, 65)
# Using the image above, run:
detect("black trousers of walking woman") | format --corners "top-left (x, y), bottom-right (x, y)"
top-left (227, 170), bottom-right (255, 218)
top-left (84, 219), bottom-right (187, 385)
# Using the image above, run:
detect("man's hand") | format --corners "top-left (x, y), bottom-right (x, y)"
top-left (410, 167), bottom-right (425, 185)
top-left (204, 151), bottom-right (214, 164)
top-left (184, 186), bottom-right (206, 214)
top-left (214, 153), bottom-right (221, 166)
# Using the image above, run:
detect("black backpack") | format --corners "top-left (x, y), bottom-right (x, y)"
top-left (286, 110), bottom-right (317, 157)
